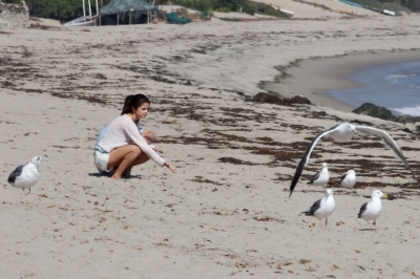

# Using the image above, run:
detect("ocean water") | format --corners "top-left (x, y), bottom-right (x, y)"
top-left (328, 60), bottom-right (420, 116)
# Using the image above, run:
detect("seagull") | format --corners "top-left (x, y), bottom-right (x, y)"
top-left (358, 190), bottom-right (388, 231)
top-left (307, 162), bottom-right (330, 187)
top-left (289, 122), bottom-right (411, 197)
top-left (302, 189), bottom-right (336, 229)
top-left (340, 170), bottom-right (357, 188)
top-left (8, 156), bottom-right (42, 194)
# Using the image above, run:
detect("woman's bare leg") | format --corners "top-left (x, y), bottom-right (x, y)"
top-left (122, 155), bottom-right (150, 178)
top-left (141, 130), bottom-right (156, 144)
top-left (108, 145), bottom-right (148, 179)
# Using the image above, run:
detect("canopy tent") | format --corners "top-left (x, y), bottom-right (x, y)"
top-left (101, 0), bottom-right (156, 15)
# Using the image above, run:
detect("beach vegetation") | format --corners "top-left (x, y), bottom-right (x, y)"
top-left (216, 6), bottom-right (231, 12)
top-left (210, 0), bottom-right (255, 14)
top-left (168, 0), bottom-right (212, 12)
top-left (39, 0), bottom-right (83, 21)
top-left (3, 0), bottom-right (24, 4)
top-left (175, 0), bottom-right (291, 18)
top-left (165, 0), bottom-right (257, 15)
top-left (348, 0), bottom-right (415, 13)
top-left (250, 2), bottom-right (291, 18)
top-left (13, 0), bottom-right (85, 23)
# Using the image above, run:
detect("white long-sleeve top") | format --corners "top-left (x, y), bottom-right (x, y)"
top-left (98, 114), bottom-right (165, 167)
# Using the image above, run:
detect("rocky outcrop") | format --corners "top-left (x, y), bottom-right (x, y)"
top-left (252, 92), bottom-right (312, 106)
top-left (352, 103), bottom-right (420, 123)
top-left (352, 103), bottom-right (396, 121)
top-left (0, 1), bottom-right (29, 29)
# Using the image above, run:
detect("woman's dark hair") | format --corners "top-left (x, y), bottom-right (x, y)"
top-left (121, 94), bottom-right (150, 115)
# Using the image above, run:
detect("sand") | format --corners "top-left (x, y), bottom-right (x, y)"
top-left (1, 8), bottom-right (420, 278)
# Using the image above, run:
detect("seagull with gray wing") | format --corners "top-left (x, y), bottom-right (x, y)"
top-left (302, 189), bottom-right (336, 229)
top-left (340, 170), bottom-right (357, 189)
top-left (8, 156), bottom-right (42, 194)
top-left (358, 190), bottom-right (388, 232)
top-left (307, 162), bottom-right (330, 187)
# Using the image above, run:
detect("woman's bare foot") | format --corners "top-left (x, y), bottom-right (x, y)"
top-left (108, 169), bottom-right (116, 177)
top-left (122, 168), bottom-right (131, 179)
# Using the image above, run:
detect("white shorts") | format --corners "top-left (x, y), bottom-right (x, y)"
top-left (94, 146), bottom-right (113, 173)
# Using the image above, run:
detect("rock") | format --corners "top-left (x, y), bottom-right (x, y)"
top-left (396, 114), bottom-right (420, 124)
top-left (353, 103), bottom-right (420, 124)
top-left (289, 95), bottom-right (312, 105)
top-left (352, 103), bottom-right (396, 121)
top-left (252, 92), bottom-right (311, 106)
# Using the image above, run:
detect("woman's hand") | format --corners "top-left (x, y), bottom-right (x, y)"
top-left (163, 162), bottom-right (177, 173)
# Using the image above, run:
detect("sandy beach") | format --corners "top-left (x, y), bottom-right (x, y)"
top-left (1, 8), bottom-right (420, 278)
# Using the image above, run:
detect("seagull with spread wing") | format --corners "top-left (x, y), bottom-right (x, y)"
top-left (289, 122), bottom-right (411, 197)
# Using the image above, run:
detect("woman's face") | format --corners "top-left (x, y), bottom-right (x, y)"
top-left (133, 103), bottom-right (149, 119)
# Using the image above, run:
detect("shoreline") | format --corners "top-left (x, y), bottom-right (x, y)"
top-left (265, 49), bottom-right (420, 112)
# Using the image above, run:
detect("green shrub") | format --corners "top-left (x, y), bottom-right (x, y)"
top-left (217, 6), bottom-right (231, 12)
top-left (250, 1), bottom-right (291, 18)
top-left (172, 0), bottom-right (212, 12)
top-left (3, 0), bottom-right (23, 4)
top-left (243, 1), bottom-right (255, 15)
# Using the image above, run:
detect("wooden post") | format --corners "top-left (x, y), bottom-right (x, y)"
top-left (117, 13), bottom-right (119, 25)
top-left (96, 0), bottom-right (100, 26)
top-left (99, 0), bottom-right (102, 26)
top-left (82, 0), bottom-right (86, 17)
top-left (88, 0), bottom-right (92, 17)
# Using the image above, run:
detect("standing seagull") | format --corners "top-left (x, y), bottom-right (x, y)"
top-left (358, 190), bottom-right (388, 231)
top-left (307, 162), bottom-right (330, 187)
top-left (8, 156), bottom-right (42, 194)
top-left (302, 189), bottom-right (336, 229)
top-left (289, 122), bottom-right (411, 197)
top-left (340, 170), bottom-right (357, 188)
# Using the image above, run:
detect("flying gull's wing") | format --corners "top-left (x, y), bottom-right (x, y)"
top-left (355, 125), bottom-right (410, 169)
top-left (289, 124), bottom-right (340, 197)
